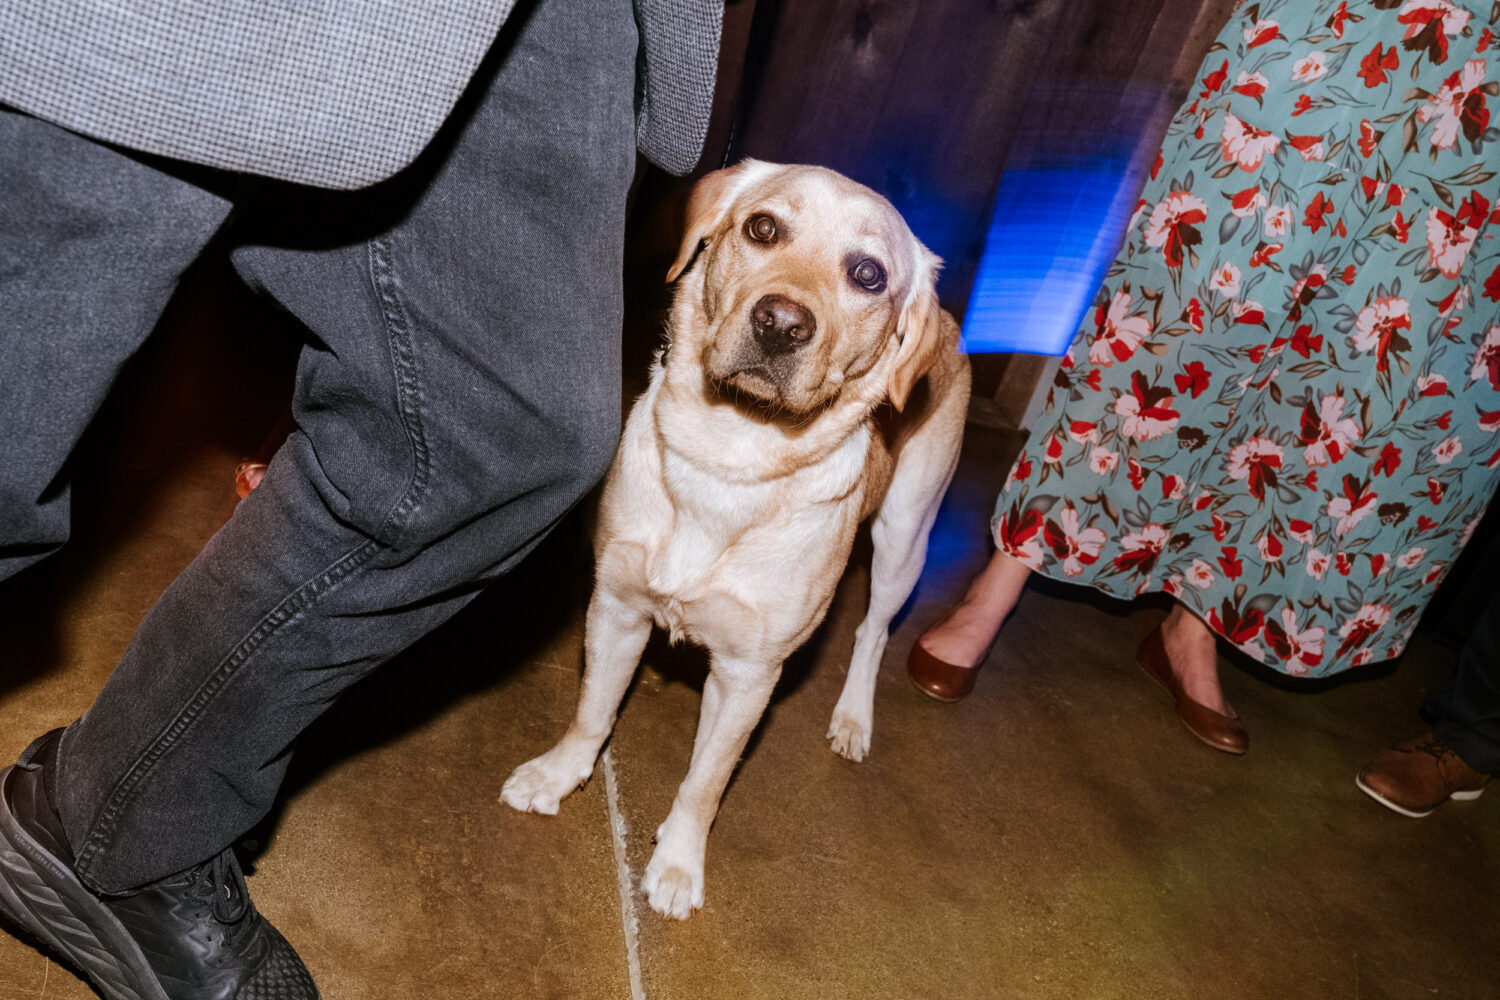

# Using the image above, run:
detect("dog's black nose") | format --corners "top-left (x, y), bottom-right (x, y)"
top-left (750, 294), bottom-right (816, 354)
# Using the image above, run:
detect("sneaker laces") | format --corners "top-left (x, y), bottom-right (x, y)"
top-left (197, 850), bottom-right (250, 925)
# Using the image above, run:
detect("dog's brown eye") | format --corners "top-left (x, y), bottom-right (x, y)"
top-left (745, 213), bottom-right (778, 243)
top-left (850, 258), bottom-right (887, 293)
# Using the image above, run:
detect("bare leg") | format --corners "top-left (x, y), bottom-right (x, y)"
top-left (914, 548), bottom-right (1031, 667)
top-left (1159, 603), bottom-right (1230, 715)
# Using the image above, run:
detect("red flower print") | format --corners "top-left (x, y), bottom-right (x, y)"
top-left (1220, 114), bottom-right (1279, 172)
top-left (1286, 133), bottom-right (1326, 161)
top-left (1398, 2), bottom-right (1472, 65)
top-left (1244, 19), bottom-right (1280, 49)
top-left (1113, 524), bottom-right (1170, 576)
top-left (1218, 546), bottom-right (1244, 579)
top-left (1128, 457), bottom-right (1146, 490)
top-left (1437, 410), bottom-right (1453, 430)
top-left (1044, 433), bottom-right (1064, 463)
top-left (1304, 192), bottom-right (1334, 233)
top-left (1358, 43), bottom-right (1399, 88)
top-left (1209, 597), bottom-right (1265, 647)
top-left (1115, 371), bottom-right (1181, 441)
top-left (1086, 370), bottom-right (1103, 391)
top-left (1200, 59), bottom-right (1229, 96)
top-left (1479, 408), bottom-right (1500, 433)
top-left (1174, 360), bottom-right (1211, 399)
top-left (1233, 70), bottom-right (1269, 99)
top-left (1341, 265), bottom-right (1357, 284)
top-left (1335, 603), bottom-right (1391, 659)
top-left (1391, 210), bottom-right (1410, 243)
top-left (1358, 120), bottom-right (1381, 156)
top-left (1374, 441), bottom-right (1402, 476)
top-left (1300, 392), bottom-right (1361, 468)
top-left (1352, 297), bottom-right (1412, 373)
top-left (1470, 326), bottom-right (1500, 390)
top-left (1258, 531), bottom-right (1284, 562)
top-left (1090, 290), bottom-right (1154, 366)
top-left (1328, 1), bottom-right (1350, 38)
top-left (1005, 455), bottom-right (1032, 488)
top-left (1266, 606), bottom-right (1325, 673)
top-left (996, 505), bottom-right (1046, 570)
top-left (1233, 300), bottom-right (1266, 326)
top-left (1067, 420), bottom-right (1099, 444)
top-left (1418, 515), bottom-right (1438, 531)
top-left (1368, 552), bottom-right (1389, 578)
top-left (1042, 506), bottom-right (1107, 577)
top-left (1185, 297), bottom-right (1204, 333)
top-left (1329, 475), bottom-right (1377, 537)
top-left (1290, 325), bottom-right (1323, 358)
top-left (1360, 176), bottom-right (1383, 201)
top-left (1418, 59), bottom-right (1490, 150)
top-left (1226, 436), bottom-right (1284, 500)
top-left (1230, 186), bottom-right (1267, 216)
top-left (1292, 94), bottom-right (1313, 116)
top-left (1249, 242), bottom-right (1284, 268)
top-left (1212, 513), bottom-right (1228, 542)
top-left (1427, 477), bottom-right (1446, 504)
top-left (1484, 264), bottom-right (1500, 301)
top-left (1426, 194), bottom-right (1486, 278)
top-left (1387, 185), bottom-right (1405, 207)
top-left (1336, 552), bottom-right (1354, 576)
top-left (1417, 373), bottom-right (1449, 396)
top-left (1144, 191), bottom-right (1208, 267)
top-left (1482, 28), bottom-right (1495, 52)
top-left (1151, 147), bottom-right (1163, 179)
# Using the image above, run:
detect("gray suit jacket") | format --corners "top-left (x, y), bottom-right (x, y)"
top-left (0, 0), bottom-right (719, 188)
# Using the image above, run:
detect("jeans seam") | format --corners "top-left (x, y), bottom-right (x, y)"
top-left (73, 234), bottom-right (434, 885)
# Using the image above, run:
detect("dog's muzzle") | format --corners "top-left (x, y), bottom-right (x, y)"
top-left (749, 294), bottom-right (816, 355)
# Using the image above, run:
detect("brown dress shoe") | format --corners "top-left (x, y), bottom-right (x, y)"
top-left (1137, 625), bottom-right (1248, 755)
top-left (1356, 732), bottom-right (1489, 818)
top-left (907, 640), bottom-right (982, 703)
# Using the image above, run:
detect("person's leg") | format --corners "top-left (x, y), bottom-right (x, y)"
top-left (907, 548), bottom-right (1030, 701)
top-left (55, 0), bottom-right (639, 895)
top-left (1424, 591), bottom-right (1500, 774)
top-left (0, 110), bottom-right (233, 581)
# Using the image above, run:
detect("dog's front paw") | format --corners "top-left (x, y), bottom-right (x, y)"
top-left (827, 711), bottom-right (871, 762)
top-left (500, 753), bottom-right (591, 815)
top-left (642, 853), bottom-right (705, 920)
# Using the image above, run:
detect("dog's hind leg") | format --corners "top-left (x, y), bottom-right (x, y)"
top-left (643, 657), bottom-right (780, 919)
top-left (501, 584), bottom-right (652, 814)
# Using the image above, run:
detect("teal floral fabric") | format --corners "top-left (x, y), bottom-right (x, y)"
top-left (997, 0), bottom-right (1500, 675)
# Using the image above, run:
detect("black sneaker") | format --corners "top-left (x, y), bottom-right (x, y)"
top-left (0, 730), bottom-right (319, 1000)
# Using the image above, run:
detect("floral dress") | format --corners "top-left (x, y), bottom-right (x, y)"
top-left (996, 0), bottom-right (1500, 675)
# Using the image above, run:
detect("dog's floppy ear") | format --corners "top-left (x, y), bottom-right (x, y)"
top-left (887, 248), bottom-right (947, 411)
top-left (666, 159), bottom-right (774, 283)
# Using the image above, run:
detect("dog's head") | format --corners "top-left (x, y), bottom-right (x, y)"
top-left (666, 160), bottom-right (945, 417)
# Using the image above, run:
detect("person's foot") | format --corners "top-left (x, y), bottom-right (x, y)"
top-left (1137, 615), bottom-right (1247, 755)
top-left (1356, 732), bottom-right (1489, 818)
top-left (907, 551), bottom-right (1029, 702)
top-left (0, 730), bottom-right (320, 1000)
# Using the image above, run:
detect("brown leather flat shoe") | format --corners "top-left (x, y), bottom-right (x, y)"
top-left (908, 640), bottom-right (984, 703)
top-left (1137, 624), bottom-right (1248, 755)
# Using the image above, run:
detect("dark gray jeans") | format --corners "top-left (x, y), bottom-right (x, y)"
top-left (1, 0), bottom-right (637, 894)
top-left (1425, 591), bottom-right (1500, 774)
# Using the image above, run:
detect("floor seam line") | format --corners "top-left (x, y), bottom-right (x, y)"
top-left (604, 745), bottom-right (646, 1000)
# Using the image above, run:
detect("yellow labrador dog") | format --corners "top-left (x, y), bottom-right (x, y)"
top-left (501, 160), bottom-right (971, 918)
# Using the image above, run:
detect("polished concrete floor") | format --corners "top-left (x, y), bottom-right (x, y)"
top-left (1, 290), bottom-right (1495, 1000)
